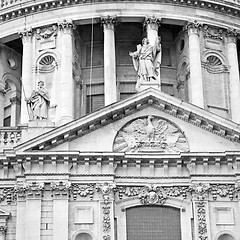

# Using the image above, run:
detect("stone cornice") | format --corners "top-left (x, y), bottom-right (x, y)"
top-left (0, 0), bottom-right (240, 24)
top-left (12, 88), bottom-right (240, 152)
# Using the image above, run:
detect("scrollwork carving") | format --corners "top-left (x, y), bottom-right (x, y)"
top-left (36, 25), bottom-right (58, 40)
top-left (71, 184), bottom-right (94, 200)
top-left (51, 181), bottom-right (71, 198)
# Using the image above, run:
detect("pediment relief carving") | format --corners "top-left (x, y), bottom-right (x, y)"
top-left (113, 115), bottom-right (189, 153)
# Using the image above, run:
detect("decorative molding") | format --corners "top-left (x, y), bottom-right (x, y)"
top-left (51, 181), bottom-right (71, 198)
top-left (202, 25), bottom-right (223, 40)
top-left (71, 184), bottom-right (94, 200)
top-left (113, 115), bottom-right (189, 153)
top-left (196, 201), bottom-right (208, 240)
top-left (100, 15), bottom-right (117, 30)
top-left (36, 25), bottom-right (58, 40)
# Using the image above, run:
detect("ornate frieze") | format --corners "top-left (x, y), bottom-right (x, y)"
top-left (101, 16), bottom-right (117, 30)
top-left (202, 25), bottom-right (223, 40)
top-left (36, 25), bottom-right (58, 40)
top-left (71, 184), bottom-right (95, 200)
top-left (51, 181), bottom-right (71, 198)
top-left (113, 115), bottom-right (189, 153)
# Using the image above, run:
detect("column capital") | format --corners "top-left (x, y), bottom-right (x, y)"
top-left (184, 20), bottom-right (202, 35)
top-left (101, 15), bottom-right (117, 31)
top-left (51, 181), bottom-right (71, 199)
top-left (58, 19), bottom-right (75, 34)
top-left (10, 96), bottom-right (21, 104)
top-left (18, 28), bottom-right (33, 42)
top-left (144, 16), bottom-right (161, 31)
top-left (226, 28), bottom-right (239, 44)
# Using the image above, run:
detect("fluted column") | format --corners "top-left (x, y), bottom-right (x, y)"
top-left (19, 29), bottom-right (33, 124)
top-left (58, 20), bottom-right (75, 124)
top-left (144, 16), bottom-right (161, 90)
top-left (0, 83), bottom-right (5, 127)
top-left (186, 21), bottom-right (204, 108)
top-left (101, 16), bottom-right (117, 105)
top-left (226, 30), bottom-right (240, 123)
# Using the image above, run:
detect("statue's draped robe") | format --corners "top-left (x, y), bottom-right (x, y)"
top-left (132, 41), bottom-right (161, 83)
top-left (28, 88), bottom-right (50, 119)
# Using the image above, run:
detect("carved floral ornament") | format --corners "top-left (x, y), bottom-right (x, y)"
top-left (113, 115), bottom-right (189, 153)
top-left (0, 182), bottom-right (238, 204)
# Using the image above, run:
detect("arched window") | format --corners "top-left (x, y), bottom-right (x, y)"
top-left (218, 234), bottom-right (234, 240)
top-left (75, 233), bottom-right (92, 240)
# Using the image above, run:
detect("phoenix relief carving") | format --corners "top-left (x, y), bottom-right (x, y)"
top-left (113, 115), bottom-right (189, 153)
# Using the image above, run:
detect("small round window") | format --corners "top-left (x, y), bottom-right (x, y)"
top-left (7, 57), bottom-right (17, 69)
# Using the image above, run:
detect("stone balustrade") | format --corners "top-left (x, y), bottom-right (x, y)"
top-left (0, 128), bottom-right (21, 150)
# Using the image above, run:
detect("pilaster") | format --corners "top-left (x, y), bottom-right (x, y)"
top-left (101, 16), bottom-right (117, 106)
top-left (19, 28), bottom-right (34, 124)
top-left (185, 20), bottom-right (204, 108)
top-left (58, 20), bottom-right (75, 124)
top-left (51, 181), bottom-right (70, 240)
top-left (97, 182), bottom-right (116, 240)
top-left (226, 29), bottom-right (240, 123)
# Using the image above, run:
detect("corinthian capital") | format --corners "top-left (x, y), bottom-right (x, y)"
top-left (101, 15), bottom-right (117, 30)
top-left (184, 20), bottom-right (202, 35)
top-left (144, 16), bottom-right (161, 30)
top-left (58, 19), bottom-right (75, 34)
top-left (226, 28), bottom-right (240, 43)
top-left (18, 28), bottom-right (33, 42)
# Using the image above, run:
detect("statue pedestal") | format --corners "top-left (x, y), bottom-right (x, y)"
top-left (21, 120), bottom-right (55, 142)
top-left (137, 81), bottom-right (161, 92)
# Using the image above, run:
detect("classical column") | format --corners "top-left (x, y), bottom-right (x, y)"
top-left (101, 16), bottom-right (117, 105)
top-left (226, 29), bottom-right (240, 123)
top-left (186, 21), bottom-right (204, 108)
top-left (10, 96), bottom-right (21, 126)
top-left (141, 16), bottom-right (161, 91)
top-left (0, 83), bottom-right (5, 127)
top-left (51, 182), bottom-right (70, 240)
top-left (58, 20), bottom-right (75, 124)
top-left (19, 29), bottom-right (33, 124)
top-left (145, 16), bottom-right (161, 47)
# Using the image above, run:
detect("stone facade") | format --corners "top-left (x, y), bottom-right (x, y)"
top-left (0, 1), bottom-right (240, 240)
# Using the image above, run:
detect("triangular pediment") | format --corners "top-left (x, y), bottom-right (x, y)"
top-left (14, 88), bottom-right (240, 152)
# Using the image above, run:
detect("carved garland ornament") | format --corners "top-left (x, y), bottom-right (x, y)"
top-left (113, 115), bottom-right (189, 153)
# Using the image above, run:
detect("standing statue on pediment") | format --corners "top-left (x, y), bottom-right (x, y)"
top-left (27, 81), bottom-right (50, 120)
top-left (129, 37), bottom-right (162, 90)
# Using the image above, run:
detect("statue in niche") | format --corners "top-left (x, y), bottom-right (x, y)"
top-left (129, 37), bottom-right (162, 90)
top-left (27, 81), bottom-right (50, 120)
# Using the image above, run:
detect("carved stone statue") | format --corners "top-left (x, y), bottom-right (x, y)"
top-left (129, 37), bottom-right (161, 90)
top-left (27, 81), bottom-right (50, 120)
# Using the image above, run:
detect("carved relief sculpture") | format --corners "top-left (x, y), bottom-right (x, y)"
top-left (27, 81), bottom-right (50, 120)
top-left (113, 115), bottom-right (189, 152)
top-left (129, 37), bottom-right (161, 90)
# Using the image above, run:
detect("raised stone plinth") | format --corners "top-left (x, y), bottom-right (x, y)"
top-left (137, 81), bottom-right (161, 92)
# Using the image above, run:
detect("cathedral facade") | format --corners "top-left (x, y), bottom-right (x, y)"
top-left (0, 1), bottom-right (240, 240)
